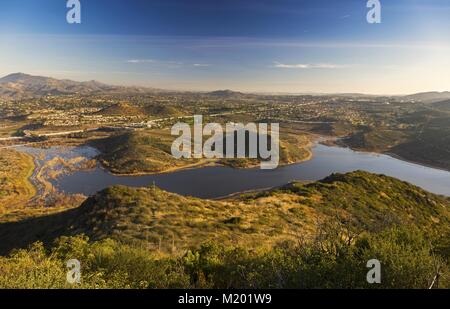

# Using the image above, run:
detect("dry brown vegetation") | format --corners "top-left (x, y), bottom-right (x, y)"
top-left (0, 149), bottom-right (35, 213)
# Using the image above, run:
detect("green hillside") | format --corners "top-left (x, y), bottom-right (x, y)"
top-left (95, 102), bottom-right (146, 116)
top-left (90, 129), bottom-right (312, 174)
top-left (143, 104), bottom-right (181, 117)
top-left (339, 108), bottom-right (450, 171)
top-left (96, 102), bottom-right (182, 118)
top-left (0, 171), bottom-right (449, 288)
top-left (1, 171), bottom-right (448, 255)
top-left (90, 130), bottom-right (195, 174)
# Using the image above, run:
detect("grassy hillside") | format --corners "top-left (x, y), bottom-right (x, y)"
top-left (0, 171), bottom-right (448, 255)
top-left (1, 226), bottom-right (448, 288)
top-left (143, 104), bottom-right (181, 117)
top-left (96, 102), bottom-right (182, 118)
top-left (340, 109), bottom-right (450, 171)
top-left (432, 99), bottom-right (450, 112)
top-left (0, 149), bottom-right (36, 213)
top-left (339, 126), bottom-right (408, 152)
top-left (90, 129), bottom-right (312, 174)
top-left (0, 171), bottom-right (449, 288)
top-left (390, 117), bottom-right (450, 170)
top-left (95, 102), bottom-right (146, 116)
top-left (90, 130), bottom-right (195, 174)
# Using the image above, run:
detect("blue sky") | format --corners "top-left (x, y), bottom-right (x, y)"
top-left (0, 0), bottom-right (449, 94)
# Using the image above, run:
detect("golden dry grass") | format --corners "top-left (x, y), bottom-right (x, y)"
top-left (0, 149), bottom-right (36, 213)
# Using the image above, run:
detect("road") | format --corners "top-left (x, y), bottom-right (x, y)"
top-left (0, 109), bottom-right (276, 146)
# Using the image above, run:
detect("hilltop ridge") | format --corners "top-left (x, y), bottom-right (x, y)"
top-left (0, 171), bottom-right (448, 255)
top-left (0, 73), bottom-right (155, 100)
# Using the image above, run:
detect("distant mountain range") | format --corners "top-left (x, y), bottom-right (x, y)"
top-left (0, 73), bottom-right (152, 100)
top-left (207, 89), bottom-right (245, 97)
top-left (1, 73), bottom-right (449, 102)
top-left (401, 91), bottom-right (450, 103)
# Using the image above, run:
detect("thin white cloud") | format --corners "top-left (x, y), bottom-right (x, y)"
top-left (126, 59), bottom-right (184, 69)
top-left (127, 59), bottom-right (211, 68)
top-left (273, 62), bottom-right (348, 69)
top-left (127, 59), bottom-right (155, 64)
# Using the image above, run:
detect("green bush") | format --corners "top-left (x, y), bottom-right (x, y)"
top-left (0, 226), bottom-right (447, 289)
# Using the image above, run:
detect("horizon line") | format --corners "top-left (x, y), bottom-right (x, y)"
top-left (1, 71), bottom-right (449, 97)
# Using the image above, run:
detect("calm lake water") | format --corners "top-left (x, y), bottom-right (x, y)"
top-left (20, 143), bottom-right (450, 199)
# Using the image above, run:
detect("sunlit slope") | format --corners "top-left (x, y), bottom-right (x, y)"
top-left (0, 171), bottom-right (448, 255)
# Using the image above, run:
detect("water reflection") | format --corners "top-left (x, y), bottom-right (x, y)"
top-left (17, 144), bottom-right (449, 198)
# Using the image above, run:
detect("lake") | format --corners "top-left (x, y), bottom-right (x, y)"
top-left (19, 143), bottom-right (450, 199)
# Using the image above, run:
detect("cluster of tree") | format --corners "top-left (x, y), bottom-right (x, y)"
top-left (0, 225), bottom-right (447, 289)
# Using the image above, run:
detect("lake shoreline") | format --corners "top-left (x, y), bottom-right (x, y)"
top-left (320, 138), bottom-right (450, 174)
top-left (13, 138), bottom-right (450, 198)
top-left (383, 152), bottom-right (450, 173)
top-left (96, 138), bottom-right (315, 177)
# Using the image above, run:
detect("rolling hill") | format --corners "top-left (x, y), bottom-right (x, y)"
top-left (0, 73), bottom-right (153, 100)
top-left (0, 171), bottom-right (448, 255)
top-left (95, 102), bottom-right (182, 118)
top-left (402, 91), bottom-right (450, 103)
top-left (90, 130), bottom-right (190, 174)
top-left (95, 102), bottom-right (147, 116)
top-left (432, 99), bottom-right (450, 112)
top-left (207, 89), bottom-right (245, 97)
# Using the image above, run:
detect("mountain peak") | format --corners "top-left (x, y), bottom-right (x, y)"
top-left (0, 72), bottom-right (33, 83)
top-left (0, 73), bottom-right (123, 100)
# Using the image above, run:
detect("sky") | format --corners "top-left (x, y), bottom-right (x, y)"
top-left (0, 0), bottom-right (449, 94)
